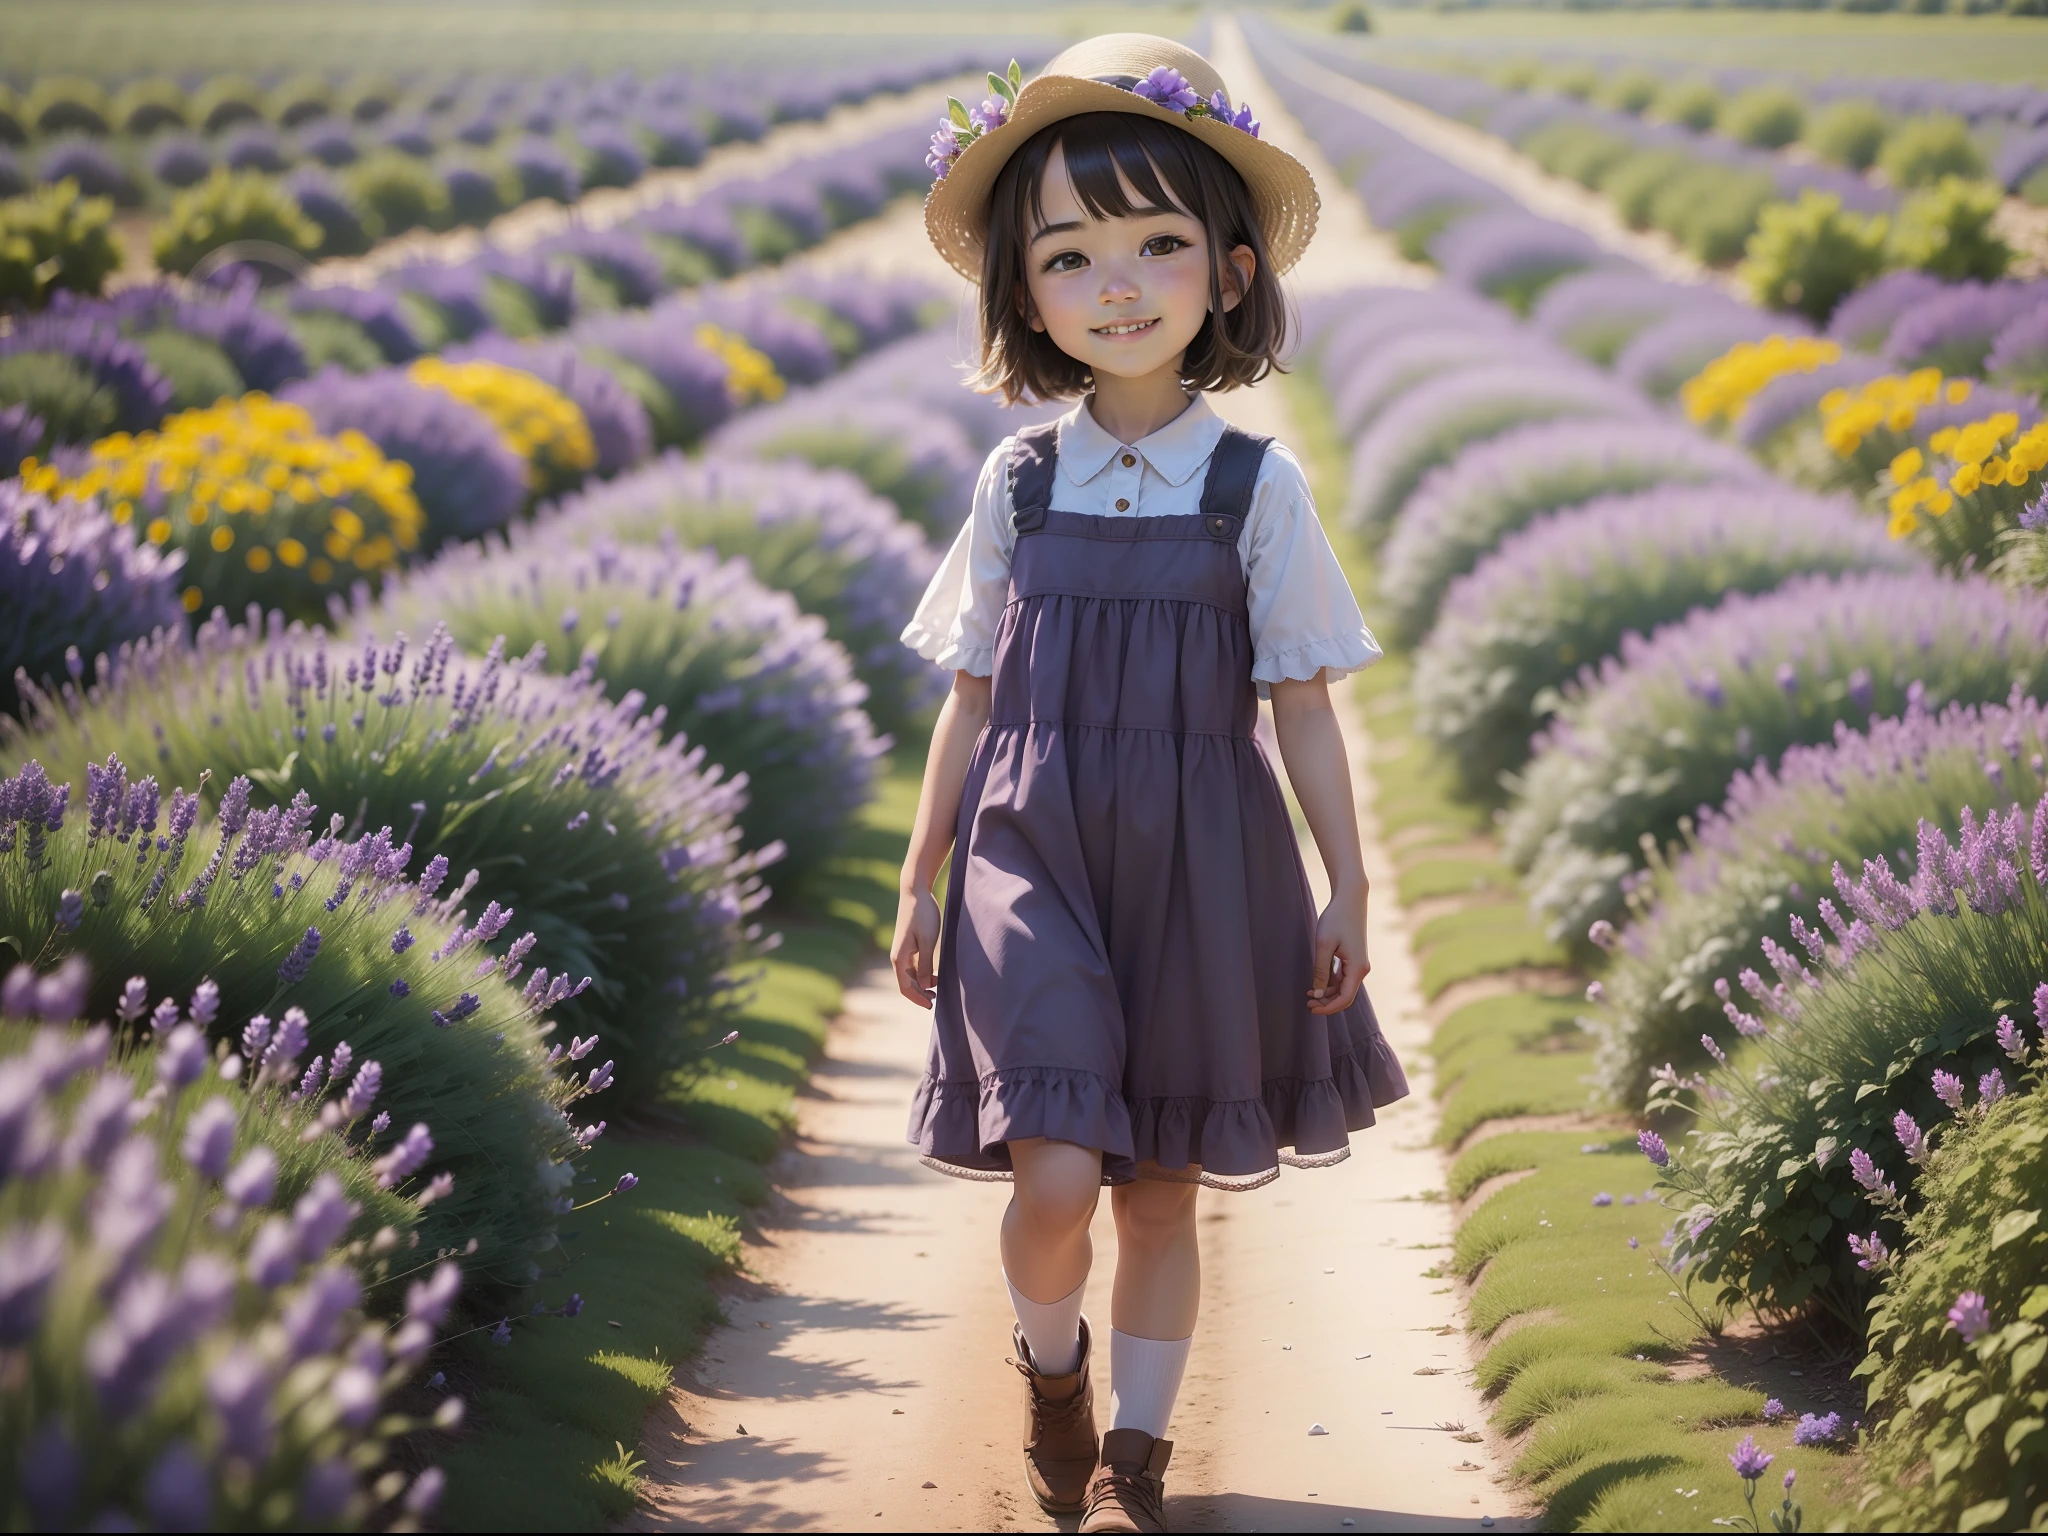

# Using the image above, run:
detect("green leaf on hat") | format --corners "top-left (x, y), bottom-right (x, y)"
top-left (988, 71), bottom-right (1015, 105)
top-left (947, 96), bottom-right (971, 129)
top-left (1009, 60), bottom-right (1024, 92)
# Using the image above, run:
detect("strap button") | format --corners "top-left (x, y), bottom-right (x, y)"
top-left (1116, 498), bottom-right (1130, 512)
top-left (1210, 516), bottom-right (1228, 534)
top-left (1121, 453), bottom-right (1136, 468)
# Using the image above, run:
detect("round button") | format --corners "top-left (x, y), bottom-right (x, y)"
top-left (1115, 498), bottom-right (1131, 512)
top-left (1121, 453), bottom-right (1136, 468)
top-left (1210, 516), bottom-right (1228, 534)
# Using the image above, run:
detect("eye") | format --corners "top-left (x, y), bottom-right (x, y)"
top-left (1141, 234), bottom-right (1191, 257)
top-left (1040, 250), bottom-right (1087, 274)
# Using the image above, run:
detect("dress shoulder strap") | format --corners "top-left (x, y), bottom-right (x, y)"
top-left (1007, 422), bottom-right (1060, 534)
top-left (1198, 426), bottom-right (1272, 534)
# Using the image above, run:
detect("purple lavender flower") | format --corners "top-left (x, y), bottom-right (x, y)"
top-left (179, 1098), bottom-right (238, 1181)
top-left (1828, 269), bottom-right (1952, 351)
top-left (1792, 1411), bottom-right (1842, 1446)
top-left (222, 1146), bottom-right (276, 1209)
top-left (373, 1122), bottom-right (434, 1188)
top-left (1133, 67), bottom-right (1199, 115)
top-left (1886, 282), bottom-right (2047, 376)
top-left (1933, 1070), bottom-right (1967, 1112)
top-left (614, 1171), bottom-right (639, 1194)
top-left (491, 1318), bottom-right (512, 1346)
top-left (1729, 1434), bottom-right (1773, 1482)
top-left (1848, 1231), bottom-right (1891, 1271)
top-left (1638, 1129), bottom-right (1669, 1167)
top-left (1999, 1015), bottom-right (2030, 1062)
top-left (290, 1172), bottom-right (356, 1261)
top-left (1980, 1070), bottom-right (2009, 1106)
top-left (1762, 1398), bottom-right (1785, 1421)
top-left (967, 96), bottom-right (1008, 135)
top-left (277, 928), bottom-right (322, 987)
top-left (1949, 1289), bottom-right (1991, 1343)
top-left (281, 1264), bottom-right (361, 1362)
top-left (143, 1441), bottom-right (212, 1531)
top-left (0, 1221), bottom-right (66, 1343)
top-left (340, 1060), bottom-right (382, 1121)
top-left (157, 1024), bottom-right (210, 1089)
top-left (445, 331), bottom-right (652, 475)
top-left (406, 1260), bottom-right (462, 1326)
top-left (207, 1348), bottom-right (273, 1462)
top-left (1850, 1147), bottom-right (1887, 1192)
top-left (246, 1219), bottom-right (297, 1288)
top-left (286, 286), bottom-right (422, 365)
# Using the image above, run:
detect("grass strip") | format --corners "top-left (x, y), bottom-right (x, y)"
top-left (434, 748), bottom-right (923, 1530)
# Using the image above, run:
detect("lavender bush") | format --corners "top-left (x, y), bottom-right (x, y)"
top-left (1530, 266), bottom-right (1689, 365)
top-left (373, 536), bottom-right (882, 878)
top-left (1828, 270), bottom-right (1953, 352)
top-left (1343, 362), bottom-right (1650, 542)
top-left (1504, 572), bottom-right (2048, 941)
top-left (446, 332), bottom-right (653, 476)
top-left (286, 286), bottom-right (424, 366)
top-left (1650, 801), bottom-right (2048, 1323)
top-left (1615, 304), bottom-right (1790, 403)
top-left (0, 752), bottom-right (596, 1296)
top-left (3, 618), bottom-right (764, 1112)
top-left (1885, 282), bottom-right (2048, 376)
top-left (1379, 417), bottom-right (1769, 646)
top-left (2, 483), bottom-right (185, 719)
top-left (1429, 210), bottom-right (1602, 311)
top-left (0, 1001), bottom-right (454, 1529)
top-left (712, 395), bottom-right (980, 539)
top-left (1987, 302), bottom-right (2048, 397)
top-left (549, 452), bottom-right (942, 731)
top-left (1329, 328), bottom-right (1565, 442)
top-left (1597, 697), bottom-right (2048, 1108)
top-left (0, 312), bottom-right (172, 437)
top-left (281, 366), bottom-right (529, 547)
top-left (569, 309), bottom-right (736, 448)
top-left (1414, 483), bottom-right (1909, 807)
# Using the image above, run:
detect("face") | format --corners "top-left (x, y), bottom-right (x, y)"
top-left (1022, 140), bottom-right (1256, 385)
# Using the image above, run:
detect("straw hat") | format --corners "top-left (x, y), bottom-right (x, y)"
top-left (923, 33), bottom-right (1319, 283)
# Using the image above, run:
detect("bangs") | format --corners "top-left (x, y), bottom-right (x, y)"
top-left (1025, 112), bottom-right (1198, 232)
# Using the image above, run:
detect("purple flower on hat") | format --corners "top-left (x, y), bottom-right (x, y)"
top-left (1133, 66), bottom-right (1199, 115)
top-left (1205, 89), bottom-right (1260, 137)
top-left (968, 96), bottom-right (1007, 135)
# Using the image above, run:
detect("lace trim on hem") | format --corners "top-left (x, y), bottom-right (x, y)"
top-left (915, 1154), bottom-right (1303, 1194)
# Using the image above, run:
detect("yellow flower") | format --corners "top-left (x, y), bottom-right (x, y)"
top-left (1890, 447), bottom-right (1925, 482)
top-left (246, 546), bottom-right (273, 572)
top-left (407, 356), bottom-right (597, 480)
top-left (1951, 463), bottom-right (1983, 495)
top-left (181, 586), bottom-right (203, 613)
top-left (1929, 490), bottom-right (1954, 516)
top-left (210, 525), bottom-right (234, 552)
top-left (1947, 379), bottom-right (1974, 405)
top-left (276, 538), bottom-right (307, 568)
top-left (1984, 458), bottom-right (2010, 487)
top-left (146, 517), bottom-right (171, 545)
top-left (1681, 334), bottom-right (1842, 427)
top-left (1888, 506), bottom-right (1920, 539)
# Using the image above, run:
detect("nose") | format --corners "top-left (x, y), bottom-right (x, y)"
top-left (1098, 261), bottom-right (1140, 306)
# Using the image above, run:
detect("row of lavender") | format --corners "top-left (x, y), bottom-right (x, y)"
top-left (5, 109), bottom-right (938, 437)
top-left (0, 309), bottom-right (1019, 1528)
top-left (1246, 17), bottom-right (2016, 330)
top-left (1274, 30), bottom-right (2048, 1519)
top-left (0, 46), bottom-right (1001, 291)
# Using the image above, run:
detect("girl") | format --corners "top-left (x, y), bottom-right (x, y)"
top-left (893, 35), bottom-right (1407, 1534)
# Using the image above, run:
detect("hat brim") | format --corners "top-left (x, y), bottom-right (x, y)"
top-left (923, 76), bottom-right (1320, 284)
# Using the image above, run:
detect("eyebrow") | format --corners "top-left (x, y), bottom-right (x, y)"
top-left (1028, 206), bottom-right (1185, 246)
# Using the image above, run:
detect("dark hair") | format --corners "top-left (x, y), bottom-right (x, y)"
top-left (974, 111), bottom-right (1290, 404)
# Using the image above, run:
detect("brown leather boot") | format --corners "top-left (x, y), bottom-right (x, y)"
top-left (1078, 1427), bottom-right (1173, 1533)
top-left (1009, 1316), bottom-right (1098, 1515)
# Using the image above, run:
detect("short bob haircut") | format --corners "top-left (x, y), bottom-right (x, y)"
top-left (973, 111), bottom-right (1291, 405)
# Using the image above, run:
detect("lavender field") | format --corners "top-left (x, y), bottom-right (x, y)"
top-left (10, 2), bottom-right (2048, 1531)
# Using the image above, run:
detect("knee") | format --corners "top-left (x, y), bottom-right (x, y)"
top-left (1113, 1182), bottom-right (1198, 1250)
top-left (1010, 1162), bottom-right (1100, 1238)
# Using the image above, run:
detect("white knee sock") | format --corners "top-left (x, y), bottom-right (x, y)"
top-left (1108, 1329), bottom-right (1192, 1439)
top-left (1006, 1273), bottom-right (1085, 1375)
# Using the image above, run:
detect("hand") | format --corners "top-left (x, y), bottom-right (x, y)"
top-left (1308, 881), bottom-right (1369, 1016)
top-left (891, 886), bottom-right (943, 1009)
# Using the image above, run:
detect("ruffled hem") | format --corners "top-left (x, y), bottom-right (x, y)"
top-left (1250, 630), bottom-right (1385, 699)
top-left (906, 1048), bottom-right (1408, 1192)
top-left (897, 618), bottom-right (993, 676)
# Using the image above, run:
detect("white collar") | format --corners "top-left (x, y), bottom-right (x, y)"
top-left (1057, 393), bottom-right (1225, 489)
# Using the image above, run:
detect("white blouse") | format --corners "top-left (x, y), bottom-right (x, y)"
top-left (900, 394), bottom-right (1382, 696)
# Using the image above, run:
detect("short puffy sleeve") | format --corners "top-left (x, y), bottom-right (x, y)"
top-left (1242, 444), bottom-right (1383, 695)
top-left (899, 438), bottom-right (1017, 677)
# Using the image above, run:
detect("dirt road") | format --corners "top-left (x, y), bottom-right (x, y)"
top-left (628, 23), bottom-right (1528, 1532)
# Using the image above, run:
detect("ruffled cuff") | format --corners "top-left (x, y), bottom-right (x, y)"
top-left (1251, 630), bottom-right (1384, 699)
top-left (898, 618), bottom-right (994, 677)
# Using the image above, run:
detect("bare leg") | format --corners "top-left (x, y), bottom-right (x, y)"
top-left (1108, 1174), bottom-right (1201, 1340)
top-left (1002, 1136), bottom-right (1104, 1303)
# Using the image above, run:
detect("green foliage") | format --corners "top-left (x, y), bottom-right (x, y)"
top-left (284, 308), bottom-right (387, 374)
top-left (1805, 97), bottom-right (1891, 170)
top-left (137, 330), bottom-right (243, 413)
top-left (24, 75), bottom-right (111, 136)
top-left (0, 351), bottom-right (116, 453)
top-left (4, 617), bottom-right (760, 1119)
top-left (1657, 865), bottom-right (2048, 1324)
top-left (1740, 189), bottom-right (1890, 322)
top-left (0, 760), bottom-right (582, 1301)
top-left (1653, 78), bottom-right (1721, 132)
top-left (1887, 175), bottom-right (2012, 282)
top-left (0, 86), bottom-right (26, 147)
top-left (270, 74), bottom-right (333, 128)
top-left (1860, 1088), bottom-right (2048, 1531)
top-left (1878, 112), bottom-right (1987, 189)
top-left (1432, 989), bottom-right (1594, 1146)
top-left (0, 181), bottom-right (121, 306)
top-left (152, 170), bottom-right (319, 277)
top-left (1722, 86), bottom-right (1806, 149)
top-left (1600, 67), bottom-right (1662, 116)
top-left (1652, 162), bottom-right (1777, 265)
top-left (440, 152), bottom-right (519, 226)
top-left (189, 74), bottom-right (267, 135)
top-left (1598, 706), bottom-right (2048, 1109)
top-left (730, 205), bottom-right (806, 265)
top-left (1334, 2), bottom-right (1374, 29)
top-left (1601, 148), bottom-right (1696, 231)
top-left (343, 151), bottom-right (451, 238)
top-left (1416, 900), bottom-right (1570, 997)
top-left (1542, 62), bottom-right (1604, 101)
top-left (110, 76), bottom-right (189, 136)
top-left (1523, 119), bottom-right (1636, 189)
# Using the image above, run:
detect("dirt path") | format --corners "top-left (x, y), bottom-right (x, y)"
top-left (627, 24), bottom-right (1531, 1533)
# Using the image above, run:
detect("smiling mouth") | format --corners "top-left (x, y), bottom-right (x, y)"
top-left (1093, 319), bottom-right (1159, 337)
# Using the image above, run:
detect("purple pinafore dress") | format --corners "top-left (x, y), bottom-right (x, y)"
top-left (906, 421), bottom-right (1409, 1190)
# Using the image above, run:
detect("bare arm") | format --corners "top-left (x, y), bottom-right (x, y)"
top-left (890, 671), bottom-right (993, 1008)
top-left (1269, 673), bottom-right (1371, 1015)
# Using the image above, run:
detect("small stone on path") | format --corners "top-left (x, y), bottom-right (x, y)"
top-left (1308, 1423), bottom-right (1329, 1436)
